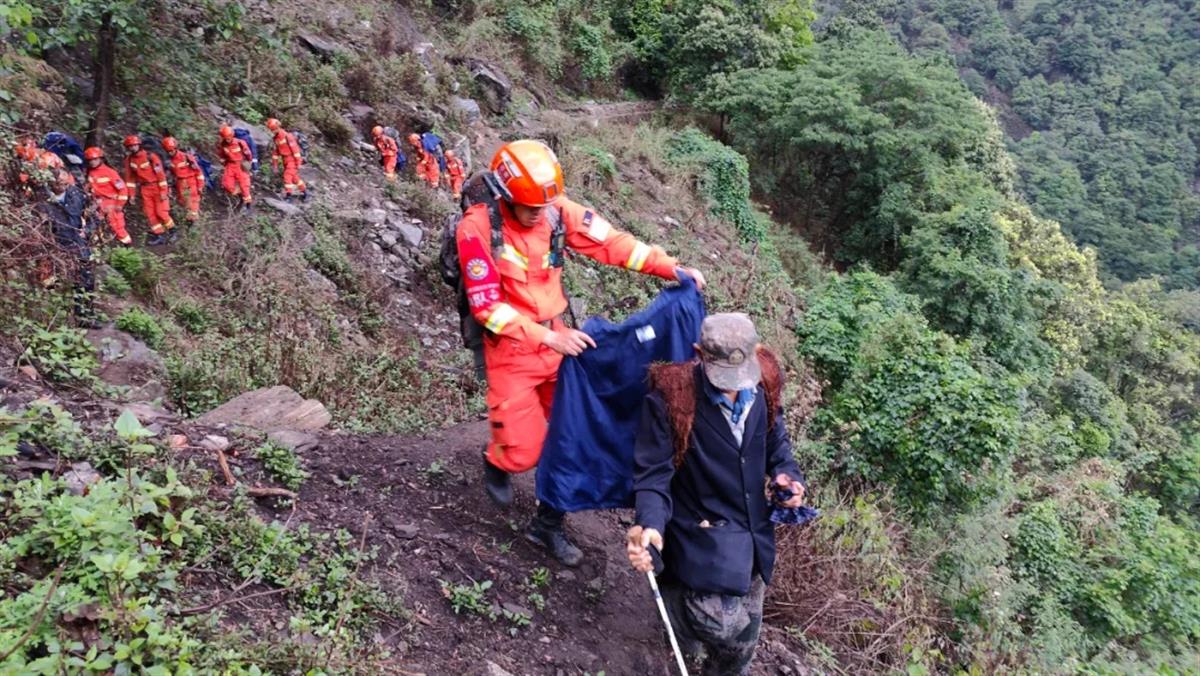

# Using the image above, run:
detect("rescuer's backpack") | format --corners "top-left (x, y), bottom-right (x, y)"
top-left (233, 128), bottom-right (259, 172)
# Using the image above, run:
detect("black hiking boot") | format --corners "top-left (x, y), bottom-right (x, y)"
top-left (146, 233), bottom-right (167, 246)
top-left (526, 504), bottom-right (582, 567)
top-left (483, 452), bottom-right (513, 507)
top-left (300, 191), bottom-right (309, 202)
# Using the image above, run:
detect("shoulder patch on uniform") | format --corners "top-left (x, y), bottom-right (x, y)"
top-left (466, 258), bottom-right (490, 280)
top-left (582, 210), bottom-right (611, 242)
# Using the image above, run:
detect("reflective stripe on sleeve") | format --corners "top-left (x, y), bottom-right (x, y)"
top-left (625, 242), bottom-right (651, 271)
top-left (483, 303), bottom-right (519, 333)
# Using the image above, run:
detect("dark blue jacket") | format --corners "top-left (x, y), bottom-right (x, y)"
top-left (35, 185), bottom-right (93, 260)
top-left (536, 279), bottom-right (705, 512)
top-left (634, 364), bottom-right (803, 596)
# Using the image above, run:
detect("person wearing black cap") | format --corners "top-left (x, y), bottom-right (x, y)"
top-left (626, 313), bottom-right (807, 675)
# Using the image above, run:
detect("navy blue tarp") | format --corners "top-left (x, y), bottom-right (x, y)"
top-left (536, 279), bottom-right (705, 513)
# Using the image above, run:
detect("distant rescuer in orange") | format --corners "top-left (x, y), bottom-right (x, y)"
top-left (444, 149), bottom-right (465, 200)
top-left (122, 134), bottom-right (176, 245)
top-left (456, 139), bottom-right (706, 566)
top-left (83, 146), bottom-right (133, 245)
top-left (266, 118), bottom-right (308, 202)
top-left (161, 136), bottom-right (204, 223)
top-left (409, 133), bottom-right (439, 188)
top-left (371, 126), bottom-right (399, 182)
top-left (216, 125), bottom-right (253, 211)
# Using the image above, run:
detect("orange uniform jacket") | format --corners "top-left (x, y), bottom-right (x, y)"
top-left (457, 197), bottom-right (679, 348)
top-left (86, 164), bottom-right (129, 202)
top-left (375, 135), bottom-right (398, 159)
top-left (272, 130), bottom-right (303, 166)
top-left (446, 157), bottom-right (465, 180)
top-left (217, 138), bottom-right (253, 166)
top-left (167, 149), bottom-right (203, 180)
top-left (124, 150), bottom-right (168, 188)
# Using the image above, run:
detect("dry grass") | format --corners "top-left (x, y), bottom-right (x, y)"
top-left (768, 490), bottom-right (949, 674)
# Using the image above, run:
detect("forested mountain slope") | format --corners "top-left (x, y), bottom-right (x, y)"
top-left (1, 1), bottom-right (1198, 674)
top-left (822, 0), bottom-right (1200, 288)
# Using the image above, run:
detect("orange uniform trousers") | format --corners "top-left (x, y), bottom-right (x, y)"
top-left (416, 152), bottom-right (440, 188)
top-left (381, 154), bottom-right (397, 181)
top-left (97, 201), bottom-right (131, 243)
top-left (280, 158), bottom-right (306, 195)
top-left (483, 319), bottom-right (566, 474)
top-left (138, 184), bottom-right (173, 233)
top-left (222, 163), bottom-right (252, 202)
top-left (176, 175), bottom-right (203, 220)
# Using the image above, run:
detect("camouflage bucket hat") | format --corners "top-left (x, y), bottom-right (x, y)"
top-left (698, 313), bottom-right (761, 391)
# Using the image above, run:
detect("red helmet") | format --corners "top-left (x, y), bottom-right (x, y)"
top-left (161, 136), bottom-right (178, 152)
top-left (219, 125), bottom-right (234, 139)
top-left (371, 125), bottom-right (384, 137)
top-left (444, 149), bottom-right (456, 159)
top-left (266, 118), bottom-right (281, 131)
top-left (123, 135), bottom-right (140, 148)
top-left (83, 146), bottom-right (105, 161)
top-left (407, 133), bottom-right (420, 145)
top-left (490, 140), bottom-right (564, 207)
top-left (14, 144), bottom-right (34, 161)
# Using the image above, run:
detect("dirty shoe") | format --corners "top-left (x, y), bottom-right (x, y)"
top-left (526, 504), bottom-right (582, 567)
top-left (483, 452), bottom-right (513, 507)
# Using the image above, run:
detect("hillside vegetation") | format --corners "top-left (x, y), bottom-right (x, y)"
top-left (1, 0), bottom-right (1198, 674)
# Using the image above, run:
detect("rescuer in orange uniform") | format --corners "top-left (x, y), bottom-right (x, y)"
top-left (216, 125), bottom-right (253, 211)
top-left (123, 135), bottom-right (175, 245)
top-left (457, 139), bottom-right (706, 565)
top-left (409, 133), bottom-right (439, 188)
top-left (371, 126), bottom-right (400, 182)
top-left (15, 142), bottom-right (74, 192)
top-left (444, 149), bottom-right (465, 200)
top-left (266, 118), bottom-right (308, 202)
top-left (83, 147), bottom-right (133, 245)
top-left (161, 137), bottom-right (204, 224)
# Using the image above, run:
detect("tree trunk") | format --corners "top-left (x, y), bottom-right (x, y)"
top-left (85, 12), bottom-right (116, 147)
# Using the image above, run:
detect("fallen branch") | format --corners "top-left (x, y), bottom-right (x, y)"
top-left (246, 486), bottom-right (298, 500)
top-left (177, 584), bottom-right (298, 616)
top-left (215, 449), bottom-right (235, 486)
top-left (0, 565), bottom-right (64, 662)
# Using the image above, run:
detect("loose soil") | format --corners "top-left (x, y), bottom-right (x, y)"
top-left (234, 420), bottom-right (811, 675)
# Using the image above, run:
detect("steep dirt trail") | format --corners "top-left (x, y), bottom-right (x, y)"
top-left (284, 420), bottom-right (808, 675)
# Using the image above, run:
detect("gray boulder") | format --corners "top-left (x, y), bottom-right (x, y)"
top-left (198, 385), bottom-right (332, 432)
top-left (468, 61), bottom-right (512, 114)
top-left (298, 32), bottom-right (348, 61)
top-left (86, 328), bottom-right (166, 402)
top-left (397, 222), bottom-right (424, 248)
top-left (267, 429), bottom-right (319, 453)
top-left (262, 197), bottom-right (301, 217)
top-left (334, 208), bottom-right (388, 227)
top-left (450, 96), bottom-right (482, 124)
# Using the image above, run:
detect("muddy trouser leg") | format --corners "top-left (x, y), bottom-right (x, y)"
top-left (660, 576), bottom-right (765, 676)
top-left (73, 254), bottom-right (96, 322)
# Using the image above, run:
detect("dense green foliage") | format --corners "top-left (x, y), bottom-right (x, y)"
top-left (694, 18), bottom-right (1200, 670)
top-left (846, 0), bottom-right (1200, 287)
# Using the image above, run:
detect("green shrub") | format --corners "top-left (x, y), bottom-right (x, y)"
top-left (308, 103), bottom-right (354, 145)
top-left (254, 442), bottom-right (309, 491)
top-left (106, 247), bottom-right (162, 297)
top-left (115, 308), bottom-right (165, 349)
top-left (98, 269), bottom-right (131, 297)
top-left (16, 320), bottom-right (100, 385)
top-left (171, 299), bottom-right (212, 334)
top-left (666, 128), bottom-right (765, 242)
top-left (802, 273), bottom-right (1020, 514)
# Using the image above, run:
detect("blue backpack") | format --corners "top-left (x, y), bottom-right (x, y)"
top-left (193, 151), bottom-right (216, 190)
top-left (233, 128), bottom-right (259, 172)
top-left (42, 131), bottom-right (85, 166)
top-left (421, 132), bottom-right (446, 171)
